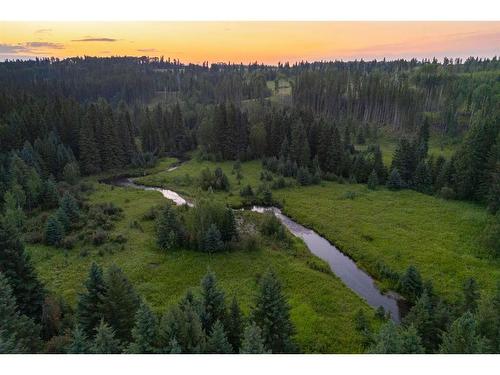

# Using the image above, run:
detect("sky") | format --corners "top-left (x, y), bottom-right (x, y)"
top-left (0, 22), bottom-right (499, 64)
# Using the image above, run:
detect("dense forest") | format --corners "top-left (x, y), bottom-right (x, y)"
top-left (0, 56), bottom-right (499, 354)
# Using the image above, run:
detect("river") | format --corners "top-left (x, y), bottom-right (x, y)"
top-left (104, 176), bottom-right (408, 322)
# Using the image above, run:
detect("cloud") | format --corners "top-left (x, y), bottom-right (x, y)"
top-left (25, 41), bottom-right (64, 50)
top-left (71, 37), bottom-right (117, 42)
top-left (35, 28), bottom-right (52, 34)
top-left (137, 48), bottom-right (157, 52)
top-left (0, 43), bottom-right (29, 54)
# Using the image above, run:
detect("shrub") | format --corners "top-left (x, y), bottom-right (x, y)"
top-left (61, 235), bottom-right (77, 249)
top-left (387, 168), bottom-right (403, 190)
top-left (260, 212), bottom-right (286, 241)
top-left (240, 185), bottom-right (254, 197)
top-left (439, 187), bottom-right (455, 200)
top-left (198, 167), bottom-right (230, 191)
top-left (92, 229), bottom-right (108, 246)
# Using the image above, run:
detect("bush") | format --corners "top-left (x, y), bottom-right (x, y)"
top-left (61, 235), bottom-right (77, 249)
top-left (387, 168), bottom-right (403, 190)
top-left (260, 212), bottom-right (286, 241)
top-left (240, 185), bottom-right (254, 197)
top-left (45, 216), bottom-right (64, 246)
top-left (112, 234), bottom-right (128, 244)
top-left (438, 187), bottom-right (455, 200)
top-left (198, 167), bottom-right (230, 191)
top-left (92, 229), bottom-right (108, 246)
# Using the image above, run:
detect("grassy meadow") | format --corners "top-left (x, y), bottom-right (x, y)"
top-left (138, 157), bottom-right (496, 301)
top-left (26, 168), bottom-right (376, 353)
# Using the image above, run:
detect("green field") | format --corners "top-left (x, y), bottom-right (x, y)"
top-left (26, 171), bottom-right (376, 353)
top-left (274, 183), bottom-right (497, 301)
top-left (139, 158), bottom-right (497, 301)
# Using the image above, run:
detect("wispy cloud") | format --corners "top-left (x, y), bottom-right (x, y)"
top-left (71, 37), bottom-right (117, 42)
top-left (137, 48), bottom-right (157, 52)
top-left (0, 43), bottom-right (29, 54)
top-left (35, 28), bottom-right (52, 34)
top-left (25, 41), bottom-right (64, 50)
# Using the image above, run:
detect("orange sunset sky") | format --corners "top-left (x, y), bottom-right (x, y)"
top-left (1, 22), bottom-right (499, 64)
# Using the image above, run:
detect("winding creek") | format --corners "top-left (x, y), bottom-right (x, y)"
top-left (104, 176), bottom-right (408, 322)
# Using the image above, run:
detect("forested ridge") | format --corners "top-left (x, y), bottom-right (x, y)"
top-left (0, 56), bottom-right (499, 354)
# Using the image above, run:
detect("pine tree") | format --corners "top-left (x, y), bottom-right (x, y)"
top-left (440, 312), bottom-right (486, 353)
top-left (240, 322), bottom-right (268, 354)
top-left (79, 104), bottom-right (101, 175)
top-left (59, 191), bottom-right (80, 223)
top-left (462, 277), bottom-right (480, 313)
top-left (45, 215), bottom-right (64, 246)
top-left (103, 265), bottom-right (141, 343)
top-left (177, 291), bottom-right (206, 353)
top-left (206, 320), bottom-right (232, 353)
top-left (226, 296), bottom-right (243, 352)
top-left (0, 272), bottom-right (41, 353)
top-left (156, 205), bottom-right (181, 250)
top-left (414, 161), bottom-right (432, 194)
top-left (200, 271), bottom-right (226, 334)
top-left (0, 217), bottom-right (45, 322)
top-left (76, 263), bottom-right (107, 338)
top-left (289, 120), bottom-right (310, 167)
top-left (369, 321), bottom-right (402, 353)
top-left (367, 169), bottom-right (378, 190)
top-left (400, 325), bottom-right (425, 354)
top-left (41, 177), bottom-right (59, 209)
top-left (387, 168), bottom-right (403, 190)
top-left (128, 302), bottom-right (158, 354)
top-left (67, 325), bottom-right (90, 354)
top-left (399, 265), bottom-right (423, 303)
top-left (203, 224), bottom-right (224, 253)
top-left (252, 270), bottom-right (296, 353)
top-left (92, 319), bottom-right (121, 354)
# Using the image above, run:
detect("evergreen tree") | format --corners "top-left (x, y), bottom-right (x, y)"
top-left (41, 177), bottom-right (59, 209)
top-left (92, 319), bottom-right (121, 354)
top-left (462, 277), bottom-right (480, 313)
top-left (226, 296), bottom-right (243, 352)
top-left (386, 168), bottom-right (403, 190)
top-left (206, 320), bottom-right (232, 354)
top-left (76, 263), bottom-right (107, 338)
top-left (79, 104), bottom-right (101, 175)
top-left (200, 271), bottom-right (226, 334)
top-left (103, 265), bottom-right (141, 343)
top-left (414, 161), bottom-right (432, 194)
top-left (156, 205), bottom-right (181, 250)
top-left (203, 224), bottom-right (224, 253)
top-left (440, 312), bottom-right (486, 353)
top-left (128, 302), bottom-right (158, 354)
top-left (477, 281), bottom-right (500, 352)
top-left (0, 272), bottom-right (40, 353)
top-left (391, 139), bottom-right (416, 187)
top-left (252, 270), bottom-right (296, 353)
top-left (367, 169), bottom-right (379, 190)
top-left (240, 322), bottom-right (268, 354)
top-left (59, 191), bottom-right (80, 223)
top-left (399, 265), bottom-right (424, 303)
top-left (369, 321), bottom-right (402, 353)
top-left (0, 217), bottom-right (45, 322)
top-left (289, 120), bottom-right (310, 167)
top-left (400, 325), bottom-right (425, 354)
top-left (67, 325), bottom-right (90, 354)
top-left (44, 215), bottom-right (64, 246)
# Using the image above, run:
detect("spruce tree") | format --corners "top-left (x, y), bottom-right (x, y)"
top-left (103, 265), bottom-right (141, 343)
top-left (200, 271), bottom-right (226, 334)
top-left (128, 302), bottom-right (158, 354)
top-left (206, 320), bottom-right (232, 354)
top-left (177, 291), bottom-right (206, 353)
top-left (203, 224), bottom-right (224, 253)
top-left (414, 161), bottom-right (432, 194)
top-left (252, 270), bottom-right (296, 353)
top-left (462, 277), bottom-right (481, 313)
top-left (367, 169), bottom-right (378, 190)
top-left (79, 104), bottom-right (102, 175)
top-left (369, 321), bottom-right (402, 353)
top-left (76, 263), bottom-right (107, 338)
top-left (67, 325), bottom-right (90, 354)
top-left (0, 217), bottom-right (45, 322)
top-left (399, 265), bottom-right (423, 303)
top-left (440, 312), bottom-right (486, 353)
top-left (240, 322), bottom-right (268, 354)
top-left (0, 272), bottom-right (41, 353)
top-left (226, 296), bottom-right (243, 352)
top-left (387, 168), bottom-right (403, 190)
top-left (59, 191), bottom-right (80, 223)
top-left (156, 205), bottom-right (181, 250)
top-left (92, 319), bottom-right (121, 354)
top-left (400, 325), bottom-right (425, 354)
top-left (41, 177), bottom-right (59, 209)
top-left (45, 215), bottom-right (64, 246)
